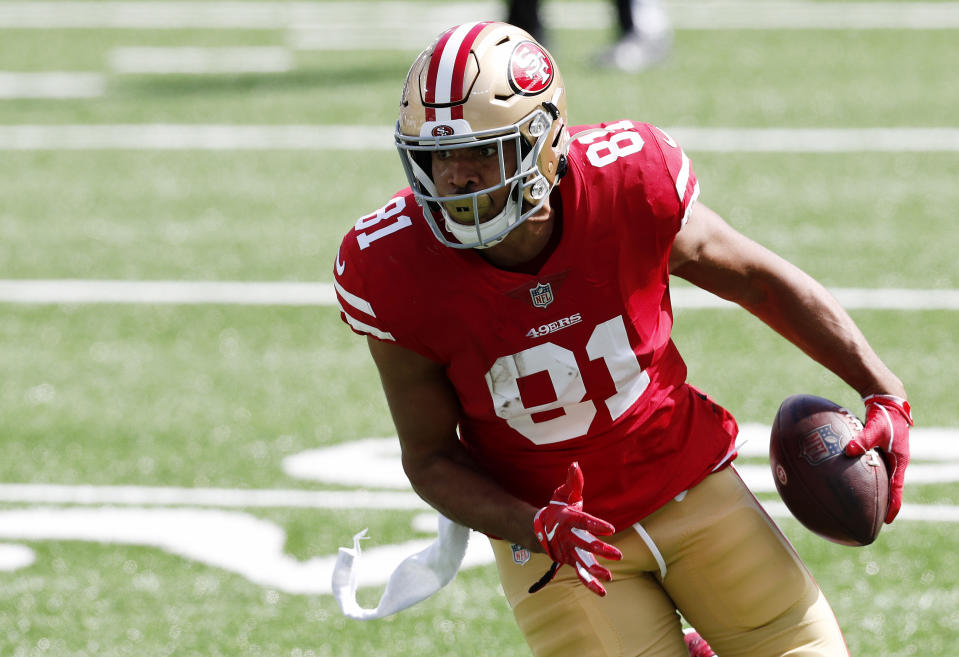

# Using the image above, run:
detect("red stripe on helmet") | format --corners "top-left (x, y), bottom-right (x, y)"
top-left (449, 21), bottom-right (491, 107)
top-left (424, 26), bottom-right (457, 107)
top-left (425, 21), bottom-right (493, 121)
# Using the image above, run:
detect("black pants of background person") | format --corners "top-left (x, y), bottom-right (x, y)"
top-left (506, 0), bottom-right (639, 42)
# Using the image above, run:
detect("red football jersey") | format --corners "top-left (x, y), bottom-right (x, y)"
top-left (335, 120), bottom-right (739, 529)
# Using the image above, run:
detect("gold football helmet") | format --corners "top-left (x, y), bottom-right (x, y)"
top-left (396, 21), bottom-right (569, 249)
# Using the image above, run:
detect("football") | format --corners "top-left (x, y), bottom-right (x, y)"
top-left (769, 394), bottom-right (889, 546)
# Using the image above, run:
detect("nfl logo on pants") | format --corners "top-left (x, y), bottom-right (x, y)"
top-left (510, 543), bottom-right (531, 565)
top-left (529, 282), bottom-right (553, 308)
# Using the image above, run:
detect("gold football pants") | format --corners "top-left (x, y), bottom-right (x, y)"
top-left (490, 467), bottom-right (849, 657)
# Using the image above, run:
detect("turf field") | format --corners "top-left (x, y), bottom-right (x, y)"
top-left (1, 1), bottom-right (958, 655)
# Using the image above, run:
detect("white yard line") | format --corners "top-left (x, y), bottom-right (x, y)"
top-left (3, 125), bottom-right (959, 152)
top-left (671, 287), bottom-right (959, 311)
top-left (0, 124), bottom-right (389, 150)
top-left (2, 1), bottom-right (959, 31)
top-left (1, 429), bottom-right (956, 586)
top-left (0, 72), bottom-right (105, 99)
top-left (108, 47), bottom-right (294, 74)
top-left (1, 279), bottom-right (958, 310)
top-left (0, 426), bottom-right (955, 508)
top-left (0, 483), bottom-right (428, 510)
top-left (0, 280), bottom-right (337, 306)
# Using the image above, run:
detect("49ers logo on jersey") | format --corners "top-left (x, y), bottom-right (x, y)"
top-left (508, 41), bottom-right (553, 95)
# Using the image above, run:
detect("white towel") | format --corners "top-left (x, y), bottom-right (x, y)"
top-left (331, 515), bottom-right (470, 620)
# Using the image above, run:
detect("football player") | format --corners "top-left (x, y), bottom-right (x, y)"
top-left (334, 21), bottom-right (912, 657)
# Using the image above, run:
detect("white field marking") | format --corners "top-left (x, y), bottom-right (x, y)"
top-left (0, 543), bottom-right (36, 571)
top-left (283, 437), bottom-right (411, 489)
top-left (734, 424), bottom-right (959, 493)
top-left (0, 507), bottom-right (495, 594)
top-left (284, 427), bottom-right (959, 495)
top-left (0, 280), bottom-right (336, 306)
top-left (0, 427), bottom-right (955, 590)
top-left (8, 425), bottom-right (953, 507)
top-left (0, 72), bottom-right (104, 99)
top-left (2, 279), bottom-right (959, 311)
top-left (291, 1), bottom-right (959, 50)
top-left (4, 125), bottom-right (959, 152)
top-left (3, 1), bottom-right (959, 31)
top-left (108, 47), bottom-right (294, 74)
top-left (0, 484), bottom-right (428, 510)
top-left (0, 500), bottom-right (952, 593)
top-left (671, 287), bottom-right (959, 311)
top-left (0, 124), bottom-right (387, 151)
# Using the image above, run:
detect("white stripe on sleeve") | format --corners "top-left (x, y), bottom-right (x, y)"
top-left (333, 278), bottom-right (376, 317)
top-left (337, 301), bottom-right (395, 341)
top-left (674, 149), bottom-right (691, 203)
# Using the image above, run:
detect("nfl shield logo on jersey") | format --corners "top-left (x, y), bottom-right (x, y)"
top-left (529, 282), bottom-right (554, 308)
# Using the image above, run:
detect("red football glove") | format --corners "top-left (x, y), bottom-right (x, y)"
top-left (844, 394), bottom-right (914, 523)
top-left (529, 462), bottom-right (622, 597)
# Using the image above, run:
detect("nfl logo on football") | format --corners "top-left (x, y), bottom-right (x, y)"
top-left (799, 424), bottom-right (843, 465)
top-left (529, 282), bottom-right (554, 309)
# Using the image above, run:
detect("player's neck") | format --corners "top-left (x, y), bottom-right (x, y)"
top-left (477, 198), bottom-right (559, 272)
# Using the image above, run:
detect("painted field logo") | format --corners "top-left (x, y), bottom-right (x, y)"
top-left (508, 41), bottom-right (553, 95)
top-left (529, 282), bottom-right (554, 308)
top-left (799, 424), bottom-right (844, 465)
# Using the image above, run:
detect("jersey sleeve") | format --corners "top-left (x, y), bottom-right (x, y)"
top-left (569, 120), bottom-right (699, 243)
top-left (332, 191), bottom-right (445, 363)
top-left (333, 193), bottom-right (418, 345)
top-left (643, 123), bottom-right (700, 233)
top-left (334, 226), bottom-right (397, 344)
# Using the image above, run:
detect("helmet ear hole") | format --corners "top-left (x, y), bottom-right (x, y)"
top-left (551, 124), bottom-right (565, 149)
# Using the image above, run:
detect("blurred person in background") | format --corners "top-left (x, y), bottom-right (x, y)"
top-left (506, 0), bottom-right (672, 72)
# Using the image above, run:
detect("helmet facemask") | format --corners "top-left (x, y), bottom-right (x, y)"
top-left (397, 107), bottom-right (557, 249)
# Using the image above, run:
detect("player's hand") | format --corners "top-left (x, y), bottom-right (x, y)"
top-left (529, 462), bottom-right (622, 596)
top-left (845, 394), bottom-right (914, 523)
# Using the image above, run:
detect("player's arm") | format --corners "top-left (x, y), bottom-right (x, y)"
top-left (669, 203), bottom-right (913, 521)
top-left (366, 336), bottom-right (543, 550)
top-left (668, 202), bottom-right (906, 400)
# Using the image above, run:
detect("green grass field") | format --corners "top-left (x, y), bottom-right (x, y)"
top-left (2, 2), bottom-right (958, 655)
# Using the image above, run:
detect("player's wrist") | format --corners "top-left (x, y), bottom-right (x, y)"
top-left (862, 392), bottom-right (907, 404)
top-left (856, 372), bottom-right (907, 403)
top-left (863, 393), bottom-right (913, 425)
top-left (532, 506), bottom-right (555, 557)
